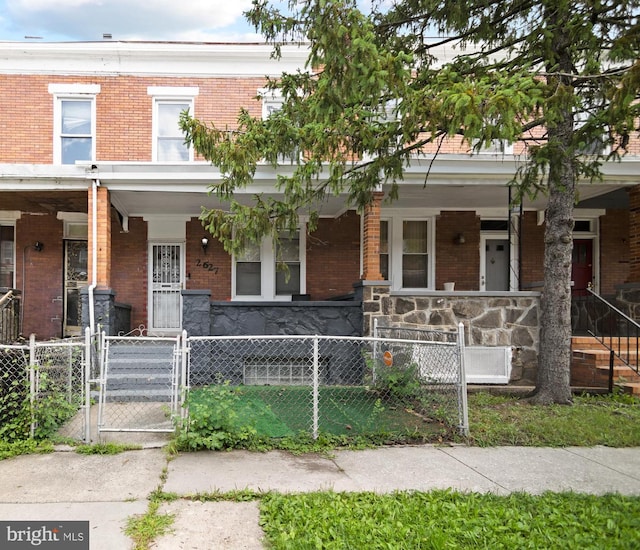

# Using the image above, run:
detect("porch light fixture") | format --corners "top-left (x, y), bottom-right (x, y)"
top-left (201, 237), bottom-right (209, 254)
top-left (454, 233), bottom-right (465, 245)
top-left (33, 241), bottom-right (43, 252)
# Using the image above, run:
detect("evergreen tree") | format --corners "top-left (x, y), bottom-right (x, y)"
top-left (181, 0), bottom-right (640, 404)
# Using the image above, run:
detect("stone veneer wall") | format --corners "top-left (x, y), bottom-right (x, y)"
top-left (360, 282), bottom-right (541, 384)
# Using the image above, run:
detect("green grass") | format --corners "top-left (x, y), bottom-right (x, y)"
top-left (75, 442), bottom-right (142, 455)
top-left (260, 490), bottom-right (640, 549)
top-left (467, 391), bottom-right (640, 447)
top-left (187, 385), bottom-right (451, 440)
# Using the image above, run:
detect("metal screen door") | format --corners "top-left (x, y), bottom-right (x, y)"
top-left (64, 240), bottom-right (88, 336)
top-left (149, 243), bottom-right (183, 333)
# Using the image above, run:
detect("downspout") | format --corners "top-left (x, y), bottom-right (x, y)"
top-left (89, 178), bottom-right (99, 335)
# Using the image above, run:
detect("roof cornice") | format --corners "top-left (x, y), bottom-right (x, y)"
top-left (0, 41), bottom-right (310, 77)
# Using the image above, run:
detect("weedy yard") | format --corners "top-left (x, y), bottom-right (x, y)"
top-left (258, 490), bottom-right (640, 549)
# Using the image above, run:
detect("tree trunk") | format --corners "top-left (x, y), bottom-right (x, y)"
top-left (530, 6), bottom-right (575, 405)
top-left (531, 170), bottom-right (575, 405)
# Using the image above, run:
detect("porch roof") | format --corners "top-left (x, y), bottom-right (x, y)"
top-left (1, 155), bottom-right (639, 217)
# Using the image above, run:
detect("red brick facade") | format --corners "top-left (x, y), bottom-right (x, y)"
top-left (0, 75), bottom-right (267, 164)
top-left (1, 43), bottom-right (639, 340)
top-left (435, 211), bottom-right (481, 290)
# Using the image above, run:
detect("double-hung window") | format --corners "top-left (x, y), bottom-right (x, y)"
top-left (236, 240), bottom-right (262, 296)
top-left (148, 87), bottom-right (198, 162)
top-left (259, 87), bottom-right (300, 164)
top-left (275, 231), bottom-right (301, 296)
top-left (49, 84), bottom-right (100, 165)
top-left (379, 216), bottom-right (433, 290)
top-left (234, 228), bottom-right (305, 300)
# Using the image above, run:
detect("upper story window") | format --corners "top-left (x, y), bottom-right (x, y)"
top-left (148, 87), bottom-right (199, 162)
top-left (234, 228), bottom-right (305, 300)
top-left (259, 88), bottom-right (300, 164)
top-left (472, 139), bottom-right (514, 155)
top-left (260, 88), bottom-right (284, 120)
top-left (49, 84), bottom-right (100, 165)
top-left (379, 216), bottom-right (434, 290)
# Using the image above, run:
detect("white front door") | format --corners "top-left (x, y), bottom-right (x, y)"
top-left (149, 243), bottom-right (184, 333)
top-left (481, 237), bottom-right (510, 291)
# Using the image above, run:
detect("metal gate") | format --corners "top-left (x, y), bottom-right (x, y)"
top-left (96, 332), bottom-right (185, 434)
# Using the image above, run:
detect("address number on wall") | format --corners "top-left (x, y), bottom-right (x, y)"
top-left (196, 258), bottom-right (219, 273)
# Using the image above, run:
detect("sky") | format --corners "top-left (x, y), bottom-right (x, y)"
top-left (0, 0), bottom-right (266, 42)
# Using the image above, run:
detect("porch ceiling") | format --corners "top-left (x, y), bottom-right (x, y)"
top-left (107, 181), bottom-right (631, 218)
top-left (0, 180), bottom-right (631, 219)
top-left (1, 155), bottom-right (638, 217)
top-left (0, 191), bottom-right (88, 214)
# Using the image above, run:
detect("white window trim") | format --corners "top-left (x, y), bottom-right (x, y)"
top-left (148, 87), bottom-right (199, 163)
top-left (472, 138), bottom-right (514, 155)
top-left (232, 226), bottom-right (307, 301)
top-left (49, 84), bottom-right (100, 165)
top-left (151, 98), bottom-right (195, 162)
top-left (258, 87), bottom-right (284, 120)
top-left (575, 111), bottom-right (611, 156)
top-left (379, 214), bottom-right (435, 291)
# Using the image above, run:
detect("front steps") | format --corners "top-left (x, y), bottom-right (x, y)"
top-left (101, 342), bottom-right (177, 402)
top-left (571, 336), bottom-right (640, 395)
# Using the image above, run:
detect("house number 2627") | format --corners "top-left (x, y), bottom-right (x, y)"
top-left (196, 259), bottom-right (219, 273)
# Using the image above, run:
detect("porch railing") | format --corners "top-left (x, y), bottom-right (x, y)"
top-left (584, 288), bottom-right (640, 392)
top-left (0, 289), bottom-right (21, 344)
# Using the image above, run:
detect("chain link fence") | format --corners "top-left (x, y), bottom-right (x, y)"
top-left (96, 334), bottom-right (182, 434)
top-left (2, 326), bottom-right (468, 445)
top-left (0, 334), bottom-right (89, 443)
top-left (186, 328), bottom-right (468, 441)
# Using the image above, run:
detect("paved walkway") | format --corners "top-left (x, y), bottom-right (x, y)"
top-left (0, 444), bottom-right (639, 549)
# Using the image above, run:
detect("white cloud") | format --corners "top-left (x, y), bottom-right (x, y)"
top-left (4, 0), bottom-right (257, 41)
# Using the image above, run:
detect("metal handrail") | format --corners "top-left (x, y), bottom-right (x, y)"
top-left (585, 288), bottom-right (640, 391)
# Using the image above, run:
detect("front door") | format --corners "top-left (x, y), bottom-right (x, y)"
top-left (64, 240), bottom-right (88, 336)
top-left (481, 238), bottom-right (510, 291)
top-left (149, 243), bottom-right (184, 334)
top-left (571, 239), bottom-right (593, 296)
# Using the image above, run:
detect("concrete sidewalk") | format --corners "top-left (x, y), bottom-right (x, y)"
top-left (1, 445), bottom-right (639, 549)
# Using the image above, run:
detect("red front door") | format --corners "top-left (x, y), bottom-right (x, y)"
top-left (571, 239), bottom-right (593, 296)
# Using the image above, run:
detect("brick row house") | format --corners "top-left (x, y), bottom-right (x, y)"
top-left (1, 41), bottom-right (640, 385)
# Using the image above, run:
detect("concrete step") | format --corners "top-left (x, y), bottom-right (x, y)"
top-left (93, 389), bottom-right (174, 402)
top-left (100, 342), bottom-right (178, 401)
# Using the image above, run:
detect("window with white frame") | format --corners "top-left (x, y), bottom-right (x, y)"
top-left (49, 84), bottom-right (100, 165)
top-left (259, 88), bottom-right (300, 163)
top-left (472, 138), bottom-right (514, 155)
top-left (379, 217), bottom-right (433, 290)
top-left (148, 87), bottom-right (198, 162)
top-left (261, 89), bottom-right (284, 120)
top-left (380, 220), bottom-right (389, 280)
top-left (236, 239), bottom-right (262, 296)
top-left (275, 231), bottom-right (301, 296)
top-left (234, 228), bottom-right (305, 300)
top-left (575, 110), bottom-right (610, 156)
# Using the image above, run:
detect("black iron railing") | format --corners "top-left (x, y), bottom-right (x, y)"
top-left (583, 288), bottom-right (640, 392)
top-left (0, 289), bottom-right (21, 344)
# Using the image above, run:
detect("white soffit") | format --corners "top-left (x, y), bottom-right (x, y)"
top-left (144, 215), bottom-right (190, 240)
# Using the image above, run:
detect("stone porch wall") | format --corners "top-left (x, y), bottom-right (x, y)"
top-left (182, 290), bottom-right (363, 337)
top-left (360, 282), bottom-right (541, 384)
